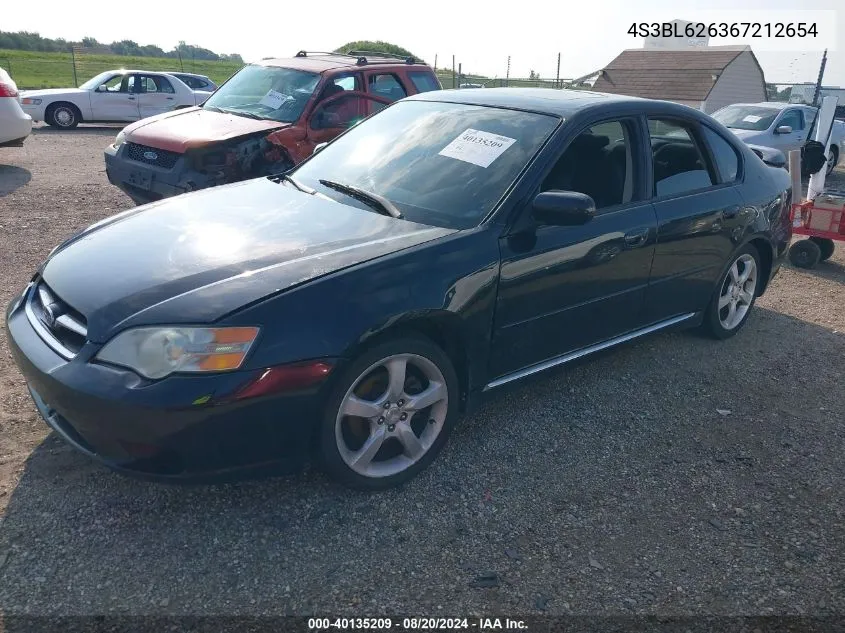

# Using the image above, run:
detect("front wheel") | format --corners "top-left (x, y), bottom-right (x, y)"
top-left (46, 103), bottom-right (79, 129)
top-left (319, 336), bottom-right (459, 490)
top-left (702, 244), bottom-right (761, 340)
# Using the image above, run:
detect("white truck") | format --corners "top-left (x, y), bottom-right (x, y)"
top-left (711, 101), bottom-right (845, 175)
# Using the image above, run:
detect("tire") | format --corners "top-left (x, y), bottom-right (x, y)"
top-left (810, 237), bottom-right (836, 262)
top-left (826, 146), bottom-right (839, 176)
top-left (46, 103), bottom-right (80, 129)
top-left (788, 239), bottom-right (821, 269)
top-left (702, 244), bottom-right (761, 340)
top-left (319, 335), bottom-right (459, 490)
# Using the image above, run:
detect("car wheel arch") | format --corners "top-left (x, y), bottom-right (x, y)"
top-left (46, 101), bottom-right (83, 124)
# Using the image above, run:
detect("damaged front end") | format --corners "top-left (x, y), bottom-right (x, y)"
top-left (105, 132), bottom-right (296, 205)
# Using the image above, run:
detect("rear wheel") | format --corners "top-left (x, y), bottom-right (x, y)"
top-left (810, 237), bottom-right (835, 262)
top-left (789, 239), bottom-right (821, 269)
top-left (46, 103), bottom-right (80, 129)
top-left (319, 336), bottom-right (459, 490)
top-left (702, 244), bottom-right (760, 340)
top-left (826, 146), bottom-right (839, 176)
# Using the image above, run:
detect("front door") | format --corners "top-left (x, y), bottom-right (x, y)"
top-left (305, 91), bottom-right (391, 154)
top-left (89, 73), bottom-right (140, 121)
top-left (136, 74), bottom-right (179, 118)
top-left (769, 108), bottom-right (807, 152)
top-left (490, 118), bottom-right (658, 379)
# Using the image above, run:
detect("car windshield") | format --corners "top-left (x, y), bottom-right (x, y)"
top-left (292, 100), bottom-right (559, 229)
top-left (712, 105), bottom-right (779, 131)
top-left (80, 71), bottom-right (118, 90)
top-left (202, 65), bottom-right (319, 122)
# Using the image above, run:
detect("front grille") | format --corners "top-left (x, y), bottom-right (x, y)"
top-left (26, 282), bottom-right (88, 358)
top-left (125, 142), bottom-right (181, 169)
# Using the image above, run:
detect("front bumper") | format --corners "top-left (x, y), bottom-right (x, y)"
top-left (104, 143), bottom-right (216, 205)
top-left (6, 285), bottom-right (327, 482)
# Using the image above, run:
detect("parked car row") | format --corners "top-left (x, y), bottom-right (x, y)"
top-left (5, 68), bottom-right (794, 488)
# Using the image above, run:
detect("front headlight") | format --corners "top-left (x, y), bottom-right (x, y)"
top-left (96, 326), bottom-right (259, 379)
top-left (113, 129), bottom-right (127, 148)
top-left (20, 97), bottom-right (42, 105)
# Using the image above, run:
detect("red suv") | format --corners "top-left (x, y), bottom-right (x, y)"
top-left (104, 51), bottom-right (441, 204)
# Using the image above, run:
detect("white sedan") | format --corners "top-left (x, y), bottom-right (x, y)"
top-left (0, 68), bottom-right (32, 146)
top-left (19, 70), bottom-right (211, 129)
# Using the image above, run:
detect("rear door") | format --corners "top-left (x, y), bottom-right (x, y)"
top-left (136, 74), bottom-right (178, 118)
top-left (642, 115), bottom-right (746, 323)
top-left (363, 71), bottom-right (409, 114)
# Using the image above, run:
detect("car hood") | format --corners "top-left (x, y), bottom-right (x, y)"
top-left (726, 128), bottom-right (764, 142)
top-left (19, 88), bottom-right (86, 98)
top-left (41, 179), bottom-right (454, 342)
top-left (123, 107), bottom-right (287, 152)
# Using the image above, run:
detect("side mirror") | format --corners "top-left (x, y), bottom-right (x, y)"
top-left (532, 191), bottom-right (595, 226)
top-left (95, 85), bottom-right (106, 92)
top-left (775, 125), bottom-right (792, 135)
top-left (313, 142), bottom-right (328, 155)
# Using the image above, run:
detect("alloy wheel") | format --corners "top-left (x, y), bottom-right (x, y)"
top-left (334, 353), bottom-right (448, 478)
top-left (718, 254), bottom-right (757, 330)
top-left (54, 107), bottom-right (75, 127)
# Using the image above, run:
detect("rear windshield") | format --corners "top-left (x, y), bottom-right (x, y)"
top-left (202, 65), bottom-right (319, 123)
top-left (293, 100), bottom-right (559, 229)
top-left (712, 105), bottom-right (779, 131)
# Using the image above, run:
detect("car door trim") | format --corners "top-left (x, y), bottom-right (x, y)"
top-left (484, 311), bottom-right (697, 391)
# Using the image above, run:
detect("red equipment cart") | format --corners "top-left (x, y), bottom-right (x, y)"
top-left (788, 189), bottom-right (845, 268)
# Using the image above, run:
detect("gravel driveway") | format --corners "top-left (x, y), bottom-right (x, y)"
top-left (0, 126), bottom-right (844, 619)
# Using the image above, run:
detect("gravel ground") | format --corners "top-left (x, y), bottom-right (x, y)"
top-left (0, 125), bottom-right (844, 618)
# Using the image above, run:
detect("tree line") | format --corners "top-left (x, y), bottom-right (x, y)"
top-left (0, 31), bottom-right (243, 62)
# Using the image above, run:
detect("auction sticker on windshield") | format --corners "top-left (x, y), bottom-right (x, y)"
top-left (439, 129), bottom-right (517, 168)
top-left (743, 115), bottom-right (762, 123)
top-left (259, 90), bottom-right (289, 110)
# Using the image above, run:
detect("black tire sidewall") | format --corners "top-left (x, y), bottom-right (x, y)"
top-left (789, 240), bottom-right (822, 268)
top-left (319, 335), bottom-right (460, 490)
top-left (810, 237), bottom-right (836, 262)
top-left (704, 243), bottom-right (761, 340)
top-left (48, 104), bottom-right (78, 129)
top-left (827, 147), bottom-right (838, 175)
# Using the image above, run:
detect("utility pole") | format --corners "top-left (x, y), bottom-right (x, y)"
top-left (812, 49), bottom-right (827, 106)
top-left (556, 52), bottom-right (561, 89)
top-left (506, 56), bottom-right (511, 87)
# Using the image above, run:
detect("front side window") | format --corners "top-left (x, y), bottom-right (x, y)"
top-left (202, 65), bottom-right (320, 123)
top-left (99, 75), bottom-right (128, 93)
top-left (542, 120), bottom-right (635, 210)
top-left (310, 94), bottom-right (377, 130)
top-left (368, 74), bottom-right (407, 102)
top-left (778, 109), bottom-right (804, 131)
top-left (701, 126), bottom-right (740, 183)
top-left (648, 119), bottom-right (714, 197)
top-left (293, 100), bottom-right (559, 229)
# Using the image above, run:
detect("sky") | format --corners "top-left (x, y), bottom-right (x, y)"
top-left (3, 0), bottom-right (843, 86)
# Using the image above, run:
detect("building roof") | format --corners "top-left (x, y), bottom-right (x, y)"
top-left (592, 47), bottom-right (761, 102)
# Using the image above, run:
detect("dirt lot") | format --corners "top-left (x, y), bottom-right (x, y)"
top-left (0, 125), bottom-right (844, 618)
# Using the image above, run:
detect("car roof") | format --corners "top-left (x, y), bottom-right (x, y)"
top-left (257, 53), bottom-right (430, 74)
top-left (407, 87), bottom-right (664, 118)
top-left (724, 102), bottom-right (808, 110)
top-left (170, 72), bottom-right (210, 79)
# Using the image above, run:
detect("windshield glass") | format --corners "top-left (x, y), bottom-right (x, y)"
top-left (80, 71), bottom-right (118, 90)
top-left (292, 100), bottom-right (559, 229)
top-left (712, 105), bottom-right (779, 131)
top-left (203, 65), bottom-right (319, 122)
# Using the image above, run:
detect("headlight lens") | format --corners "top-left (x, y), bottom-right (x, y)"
top-left (113, 130), bottom-right (127, 148)
top-left (21, 97), bottom-right (42, 105)
top-left (96, 326), bottom-right (259, 379)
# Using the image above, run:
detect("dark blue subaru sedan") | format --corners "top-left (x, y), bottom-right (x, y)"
top-left (6, 88), bottom-right (793, 489)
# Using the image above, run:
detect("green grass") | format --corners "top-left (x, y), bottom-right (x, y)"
top-left (0, 48), bottom-right (243, 89)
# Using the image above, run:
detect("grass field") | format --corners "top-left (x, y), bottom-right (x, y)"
top-left (0, 48), bottom-right (560, 91)
top-left (0, 49), bottom-right (243, 89)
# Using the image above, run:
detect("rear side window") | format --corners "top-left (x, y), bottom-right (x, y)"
top-left (140, 75), bottom-right (175, 94)
top-left (368, 74), bottom-right (407, 102)
top-left (408, 71), bottom-right (441, 93)
top-left (648, 119), bottom-right (714, 197)
top-left (701, 126), bottom-right (740, 182)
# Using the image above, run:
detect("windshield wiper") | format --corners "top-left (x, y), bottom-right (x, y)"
top-left (214, 107), bottom-right (265, 120)
top-left (282, 173), bottom-right (316, 195)
top-left (318, 180), bottom-right (403, 219)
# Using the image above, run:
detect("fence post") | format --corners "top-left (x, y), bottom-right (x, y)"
top-left (452, 55), bottom-right (456, 89)
top-left (505, 56), bottom-right (510, 87)
top-left (70, 48), bottom-right (78, 88)
top-left (434, 54), bottom-right (437, 71)
top-left (178, 49), bottom-right (184, 72)
top-left (458, 63), bottom-right (462, 89)
top-left (556, 53), bottom-right (561, 89)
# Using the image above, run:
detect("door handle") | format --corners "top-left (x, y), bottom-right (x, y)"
top-left (624, 228), bottom-right (649, 248)
top-left (128, 96), bottom-right (136, 100)
top-left (166, 97), bottom-right (174, 100)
